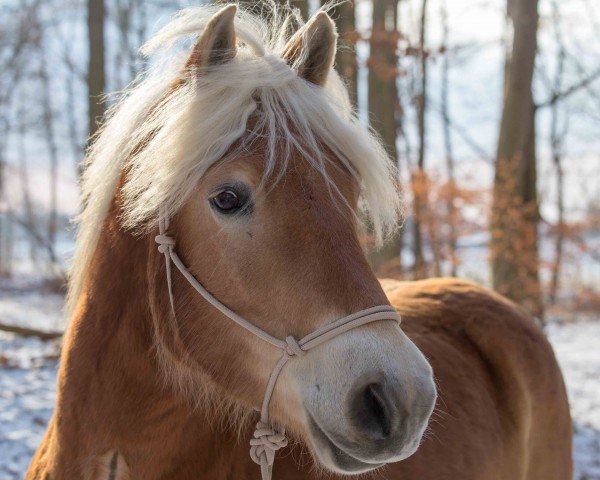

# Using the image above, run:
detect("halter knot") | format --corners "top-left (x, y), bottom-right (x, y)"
top-left (155, 234), bottom-right (175, 254)
top-left (284, 336), bottom-right (305, 357)
top-left (249, 422), bottom-right (288, 467)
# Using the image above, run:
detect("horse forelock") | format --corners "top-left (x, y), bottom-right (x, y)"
top-left (67, 2), bottom-right (401, 317)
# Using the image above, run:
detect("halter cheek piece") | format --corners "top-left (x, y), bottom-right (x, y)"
top-left (155, 214), bottom-right (402, 480)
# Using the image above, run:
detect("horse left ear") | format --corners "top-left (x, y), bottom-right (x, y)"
top-left (282, 11), bottom-right (337, 86)
top-left (184, 4), bottom-right (237, 76)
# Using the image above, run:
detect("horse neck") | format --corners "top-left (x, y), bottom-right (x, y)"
top-left (52, 204), bottom-right (248, 479)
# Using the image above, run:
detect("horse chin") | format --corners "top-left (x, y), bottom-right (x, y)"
top-left (305, 411), bottom-right (386, 475)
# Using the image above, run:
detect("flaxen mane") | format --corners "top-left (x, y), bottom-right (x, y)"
top-left (68, 2), bottom-right (401, 315)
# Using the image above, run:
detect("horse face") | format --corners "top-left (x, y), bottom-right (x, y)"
top-left (164, 5), bottom-right (436, 475)
top-left (175, 142), bottom-right (436, 473)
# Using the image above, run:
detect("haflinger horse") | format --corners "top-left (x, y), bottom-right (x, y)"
top-left (28, 4), bottom-right (572, 480)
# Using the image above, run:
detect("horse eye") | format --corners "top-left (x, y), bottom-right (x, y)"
top-left (210, 189), bottom-right (248, 215)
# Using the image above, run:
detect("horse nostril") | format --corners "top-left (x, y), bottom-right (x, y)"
top-left (351, 382), bottom-right (393, 440)
top-left (364, 383), bottom-right (392, 438)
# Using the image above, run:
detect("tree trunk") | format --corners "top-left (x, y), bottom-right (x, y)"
top-left (63, 45), bottom-right (84, 167)
top-left (87, 0), bottom-right (106, 142)
top-left (368, 0), bottom-right (401, 274)
top-left (0, 321), bottom-right (62, 340)
top-left (291, 0), bottom-right (309, 21)
top-left (329, 2), bottom-right (357, 107)
top-left (548, 0), bottom-right (567, 305)
top-left (39, 52), bottom-right (59, 259)
top-left (17, 105), bottom-right (40, 265)
top-left (491, 0), bottom-right (543, 317)
top-left (440, 0), bottom-right (458, 277)
top-left (549, 140), bottom-right (565, 305)
top-left (412, 0), bottom-right (428, 279)
top-left (0, 126), bottom-right (6, 276)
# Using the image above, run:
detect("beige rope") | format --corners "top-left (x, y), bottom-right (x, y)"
top-left (155, 214), bottom-right (402, 480)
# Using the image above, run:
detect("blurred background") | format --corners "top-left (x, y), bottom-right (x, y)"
top-left (0, 0), bottom-right (598, 478)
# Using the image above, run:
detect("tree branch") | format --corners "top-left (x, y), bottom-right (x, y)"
top-left (537, 66), bottom-right (600, 109)
top-left (429, 100), bottom-right (493, 163)
top-left (0, 321), bottom-right (62, 340)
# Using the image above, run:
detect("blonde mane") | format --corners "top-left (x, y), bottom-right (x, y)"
top-left (68, 3), bottom-right (401, 316)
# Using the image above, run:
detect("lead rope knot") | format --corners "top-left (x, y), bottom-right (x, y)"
top-left (155, 232), bottom-right (176, 314)
top-left (155, 234), bottom-right (175, 254)
top-left (284, 336), bottom-right (305, 357)
top-left (249, 421), bottom-right (288, 471)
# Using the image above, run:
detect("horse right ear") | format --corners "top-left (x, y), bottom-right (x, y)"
top-left (184, 4), bottom-right (237, 76)
top-left (282, 11), bottom-right (337, 86)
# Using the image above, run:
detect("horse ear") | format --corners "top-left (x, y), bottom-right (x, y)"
top-left (184, 4), bottom-right (237, 75)
top-left (282, 11), bottom-right (337, 86)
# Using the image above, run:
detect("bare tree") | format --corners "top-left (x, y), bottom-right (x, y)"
top-left (88, 0), bottom-right (106, 141)
top-left (411, 0), bottom-right (428, 278)
top-left (490, 0), bottom-right (542, 316)
top-left (38, 45), bottom-right (60, 254)
top-left (329, 2), bottom-right (357, 107)
top-left (16, 101), bottom-right (40, 265)
top-left (0, 0), bottom-right (40, 275)
top-left (0, 139), bottom-right (11, 276)
top-left (62, 40), bottom-right (85, 166)
top-left (547, 0), bottom-right (568, 305)
top-left (114, 0), bottom-right (149, 89)
top-left (367, 0), bottom-right (401, 273)
top-left (440, 0), bottom-right (458, 277)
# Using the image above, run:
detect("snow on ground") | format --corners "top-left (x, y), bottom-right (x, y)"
top-left (0, 334), bottom-right (59, 480)
top-left (548, 321), bottom-right (600, 479)
top-left (0, 295), bottom-right (599, 479)
top-left (0, 277), bottom-right (65, 332)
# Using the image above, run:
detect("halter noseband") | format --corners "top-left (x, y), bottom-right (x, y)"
top-left (155, 213), bottom-right (402, 480)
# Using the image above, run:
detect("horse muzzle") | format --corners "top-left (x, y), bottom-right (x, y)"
top-left (297, 326), bottom-right (437, 474)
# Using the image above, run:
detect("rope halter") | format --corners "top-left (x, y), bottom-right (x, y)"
top-left (155, 213), bottom-right (402, 480)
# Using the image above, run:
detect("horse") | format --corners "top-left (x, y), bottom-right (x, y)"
top-left (27, 4), bottom-right (571, 480)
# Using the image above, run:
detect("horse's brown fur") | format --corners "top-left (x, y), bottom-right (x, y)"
top-left (27, 6), bottom-right (571, 478)
top-left (27, 149), bottom-right (572, 478)
top-left (27, 79), bottom-right (571, 480)
top-left (261, 278), bottom-right (573, 480)
top-left (27, 262), bottom-right (572, 479)
top-left (27, 159), bottom-right (572, 480)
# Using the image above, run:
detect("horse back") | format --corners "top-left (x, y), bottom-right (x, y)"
top-left (378, 277), bottom-right (572, 480)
